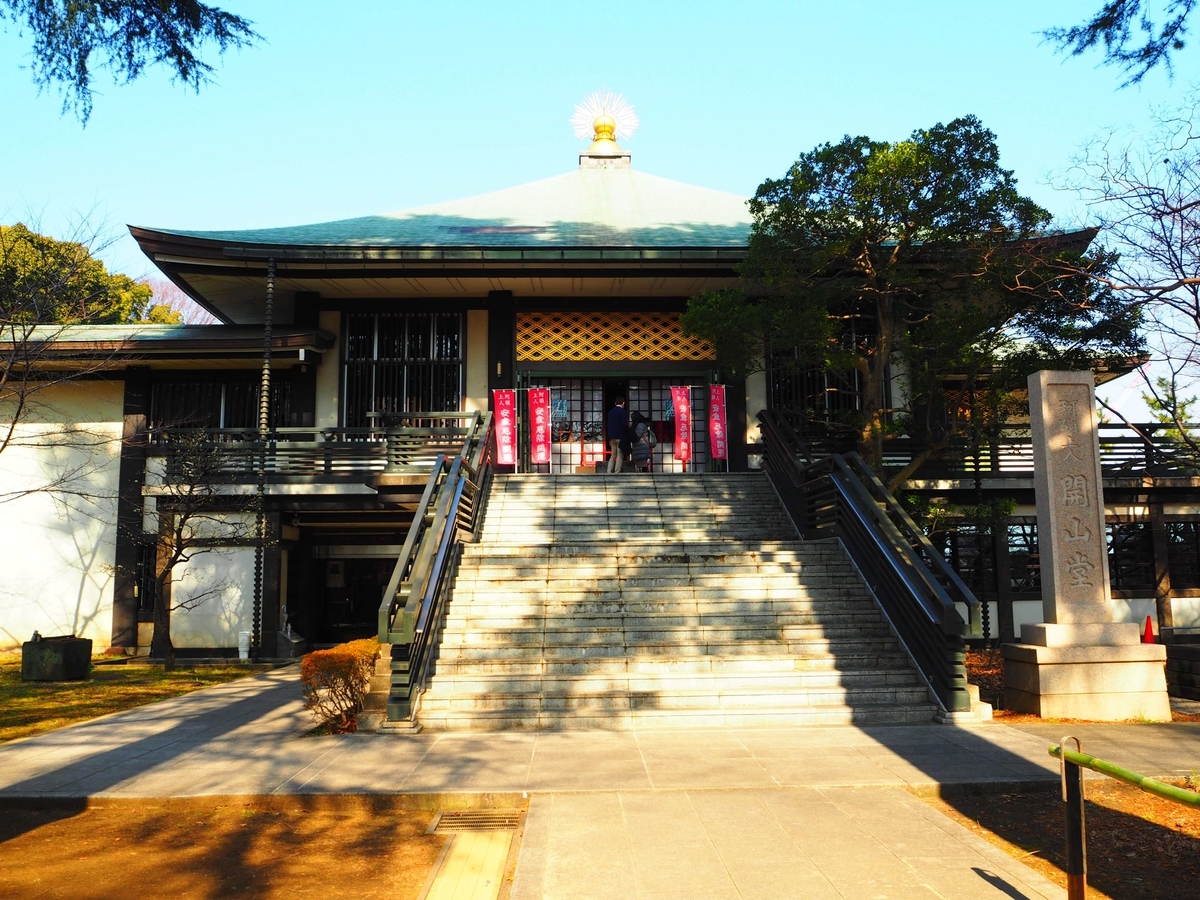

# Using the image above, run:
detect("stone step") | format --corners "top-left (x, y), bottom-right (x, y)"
top-left (429, 652), bottom-right (915, 676)
top-left (405, 475), bottom-right (938, 731)
top-left (413, 704), bottom-right (939, 730)
top-left (417, 684), bottom-right (934, 712)
top-left (436, 621), bottom-right (896, 644)
top-left (442, 598), bottom-right (880, 617)
top-left (421, 668), bottom-right (924, 695)
top-left (460, 540), bottom-right (822, 554)
top-left (433, 636), bottom-right (903, 661)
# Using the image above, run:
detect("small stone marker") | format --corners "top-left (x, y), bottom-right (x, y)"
top-left (1002, 371), bottom-right (1170, 721)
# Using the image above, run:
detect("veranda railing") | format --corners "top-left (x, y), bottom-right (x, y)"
top-left (148, 411), bottom-right (490, 478)
top-left (770, 411), bottom-right (1200, 479)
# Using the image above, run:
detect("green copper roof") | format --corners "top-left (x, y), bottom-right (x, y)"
top-left (151, 168), bottom-right (752, 248)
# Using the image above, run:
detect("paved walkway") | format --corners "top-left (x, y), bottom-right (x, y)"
top-left (3, 668), bottom-right (1200, 899)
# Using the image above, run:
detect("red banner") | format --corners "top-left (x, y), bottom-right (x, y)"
top-left (493, 389), bottom-right (517, 466)
top-left (709, 384), bottom-right (728, 460)
top-left (671, 386), bottom-right (692, 462)
top-left (529, 388), bottom-right (551, 465)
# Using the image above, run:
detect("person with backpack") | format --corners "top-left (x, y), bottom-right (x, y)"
top-left (629, 411), bottom-right (656, 473)
top-left (606, 397), bottom-right (628, 473)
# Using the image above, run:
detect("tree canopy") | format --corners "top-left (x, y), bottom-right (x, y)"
top-left (0, 0), bottom-right (258, 121)
top-left (1046, 0), bottom-right (1196, 85)
top-left (683, 116), bottom-right (1145, 484)
top-left (0, 223), bottom-right (182, 324)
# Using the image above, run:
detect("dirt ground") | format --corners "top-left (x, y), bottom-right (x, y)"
top-left (0, 799), bottom-right (447, 900)
top-left (925, 779), bottom-right (1200, 900)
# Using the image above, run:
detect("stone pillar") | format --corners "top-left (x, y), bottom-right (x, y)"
top-left (1002, 371), bottom-right (1170, 721)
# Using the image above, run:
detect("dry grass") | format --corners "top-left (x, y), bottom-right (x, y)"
top-left (925, 779), bottom-right (1200, 900)
top-left (0, 651), bottom-right (265, 743)
top-left (0, 799), bottom-right (447, 900)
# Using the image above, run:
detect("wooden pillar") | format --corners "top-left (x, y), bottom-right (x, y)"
top-left (487, 292), bottom-right (516, 397)
top-left (1150, 503), bottom-right (1174, 632)
top-left (111, 367), bottom-right (150, 648)
top-left (289, 363), bottom-right (317, 428)
top-left (726, 375), bottom-right (748, 472)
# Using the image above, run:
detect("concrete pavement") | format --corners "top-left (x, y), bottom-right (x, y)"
top-left (4, 666), bottom-right (1200, 898)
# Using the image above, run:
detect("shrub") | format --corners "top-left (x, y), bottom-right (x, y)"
top-left (300, 638), bottom-right (379, 733)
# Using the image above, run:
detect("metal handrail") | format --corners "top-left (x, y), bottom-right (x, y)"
top-left (1050, 743), bottom-right (1200, 808)
top-left (759, 411), bottom-right (976, 713)
top-left (380, 412), bottom-right (495, 720)
top-left (842, 453), bottom-right (982, 632)
top-left (376, 455), bottom-right (448, 640)
top-left (1050, 740), bottom-right (1200, 899)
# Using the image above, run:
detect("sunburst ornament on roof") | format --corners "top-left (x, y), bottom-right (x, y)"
top-left (571, 90), bottom-right (639, 142)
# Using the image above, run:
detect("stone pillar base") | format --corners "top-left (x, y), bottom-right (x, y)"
top-left (1001, 637), bottom-right (1171, 722)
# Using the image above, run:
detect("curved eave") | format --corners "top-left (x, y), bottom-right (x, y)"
top-left (130, 226), bottom-right (749, 324)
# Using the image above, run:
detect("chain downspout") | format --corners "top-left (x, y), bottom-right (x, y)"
top-left (253, 258), bottom-right (275, 660)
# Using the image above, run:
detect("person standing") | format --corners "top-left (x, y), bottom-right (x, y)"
top-left (630, 411), bottom-right (656, 473)
top-left (606, 397), bottom-right (627, 473)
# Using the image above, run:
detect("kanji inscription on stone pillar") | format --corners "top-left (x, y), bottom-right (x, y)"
top-left (1029, 370), bottom-right (1111, 625)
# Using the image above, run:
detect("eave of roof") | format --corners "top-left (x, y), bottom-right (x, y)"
top-left (1, 325), bottom-right (335, 356)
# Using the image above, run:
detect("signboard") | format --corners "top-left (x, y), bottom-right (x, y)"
top-left (709, 384), bottom-right (728, 460)
top-left (493, 389), bottom-right (517, 466)
top-left (670, 386), bottom-right (692, 463)
top-left (529, 388), bottom-right (552, 465)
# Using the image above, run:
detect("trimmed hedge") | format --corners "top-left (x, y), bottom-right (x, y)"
top-left (300, 638), bottom-right (379, 733)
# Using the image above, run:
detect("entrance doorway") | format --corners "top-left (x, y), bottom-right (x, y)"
top-left (520, 375), bottom-right (711, 473)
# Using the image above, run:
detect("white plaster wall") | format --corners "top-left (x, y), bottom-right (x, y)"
top-left (1010, 597), bottom-right (1166, 638)
top-left (744, 370), bottom-right (766, 446)
top-left (170, 547), bottom-right (256, 647)
top-left (1172, 597), bottom-right (1200, 628)
top-left (0, 381), bottom-right (123, 649)
top-left (315, 310), bottom-right (341, 428)
top-left (465, 310), bottom-right (488, 413)
top-left (1011, 600), bottom-right (1047, 639)
top-left (1109, 597), bottom-right (1158, 632)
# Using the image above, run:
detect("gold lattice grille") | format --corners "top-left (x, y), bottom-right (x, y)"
top-left (516, 311), bottom-right (714, 362)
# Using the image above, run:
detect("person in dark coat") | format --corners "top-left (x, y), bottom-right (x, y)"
top-left (606, 397), bottom-right (627, 473)
top-left (630, 411), bottom-right (655, 472)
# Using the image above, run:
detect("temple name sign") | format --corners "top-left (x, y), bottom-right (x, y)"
top-left (1001, 370), bottom-right (1170, 721)
top-left (1029, 370), bottom-right (1112, 626)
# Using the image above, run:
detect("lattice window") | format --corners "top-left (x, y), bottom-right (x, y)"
top-left (343, 313), bottom-right (463, 426)
top-left (516, 312), bottom-right (714, 362)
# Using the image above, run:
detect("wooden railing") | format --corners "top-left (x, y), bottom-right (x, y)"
top-left (770, 411), bottom-right (1200, 479)
top-left (148, 412), bottom-right (490, 478)
top-left (378, 414), bottom-right (494, 721)
top-left (759, 411), bottom-right (979, 714)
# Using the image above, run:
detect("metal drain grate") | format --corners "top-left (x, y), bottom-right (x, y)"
top-left (428, 809), bottom-right (522, 834)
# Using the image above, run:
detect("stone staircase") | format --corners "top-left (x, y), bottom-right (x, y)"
top-left (416, 473), bottom-right (940, 729)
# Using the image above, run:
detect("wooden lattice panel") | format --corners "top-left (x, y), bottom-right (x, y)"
top-left (516, 311), bottom-right (714, 362)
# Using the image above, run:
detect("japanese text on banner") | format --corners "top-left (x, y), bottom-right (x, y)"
top-left (709, 384), bottom-right (728, 460)
top-left (670, 386), bottom-right (692, 462)
top-left (529, 388), bottom-right (551, 465)
top-left (493, 389), bottom-right (517, 466)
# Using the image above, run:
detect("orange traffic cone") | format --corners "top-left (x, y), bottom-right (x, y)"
top-left (1142, 615), bottom-right (1155, 644)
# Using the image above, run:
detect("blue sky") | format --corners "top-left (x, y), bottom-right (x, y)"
top-left (4, 0), bottom-right (1197, 282)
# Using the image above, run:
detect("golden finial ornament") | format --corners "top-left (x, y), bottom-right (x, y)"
top-left (572, 91), bottom-right (637, 168)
